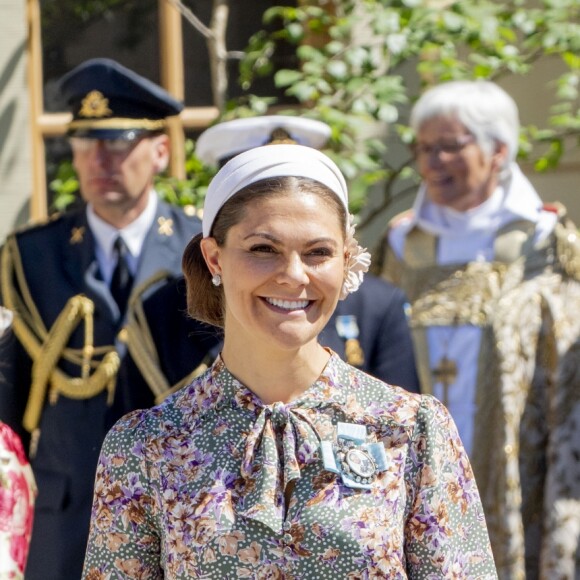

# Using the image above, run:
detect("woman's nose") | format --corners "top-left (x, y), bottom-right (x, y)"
top-left (426, 150), bottom-right (446, 168)
top-left (277, 253), bottom-right (309, 285)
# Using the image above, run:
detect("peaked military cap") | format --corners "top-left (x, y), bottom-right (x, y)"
top-left (196, 115), bottom-right (332, 167)
top-left (59, 58), bottom-right (183, 140)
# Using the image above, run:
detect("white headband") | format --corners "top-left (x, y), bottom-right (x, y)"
top-left (202, 144), bottom-right (349, 237)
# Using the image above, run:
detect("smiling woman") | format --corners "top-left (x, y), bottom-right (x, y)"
top-left (82, 144), bottom-right (498, 579)
top-left (199, 183), bottom-right (346, 381)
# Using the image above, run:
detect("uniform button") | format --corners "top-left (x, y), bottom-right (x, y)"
top-left (282, 521), bottom-right (291, 531)
top-left (283, 546), bottom-right (292, 557)
top-left (283, 533), bottom-right (292, 543)
top-left (117, 327), bottom-right (129, 343)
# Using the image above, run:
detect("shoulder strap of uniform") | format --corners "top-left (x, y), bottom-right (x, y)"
top-left (125, 272), bottom-right (210, 403)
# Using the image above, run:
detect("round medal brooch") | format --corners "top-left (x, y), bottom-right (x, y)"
top-left (334, 438), bottom-right (377, 485)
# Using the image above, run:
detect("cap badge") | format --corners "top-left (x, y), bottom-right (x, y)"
top-left (79, 90), bottom-right (112, 118)
top-left (268, 127), bottom-right (296, 145)
top-left (69, 226), bottom-right (86, 245)
top-left (157, 216), bottom-right (174, 236)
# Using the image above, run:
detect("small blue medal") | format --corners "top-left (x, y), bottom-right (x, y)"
top-left (335, 315), bottom-right (359, 340)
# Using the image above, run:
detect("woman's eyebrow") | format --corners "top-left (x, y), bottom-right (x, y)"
top-left (243, 232), bottom-right (338, 246)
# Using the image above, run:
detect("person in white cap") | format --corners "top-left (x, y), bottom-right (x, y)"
top-left (122, 115), bottom-right (419, 405)
top-left (83, 144), bottom-right (496, 578)
top-left (195, 115), bottom-right (332, 167)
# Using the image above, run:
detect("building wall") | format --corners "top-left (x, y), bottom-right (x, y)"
top-left (502, 56), bottom-right (580, 224)
top-left (0, 0), bottom-right (31, 242)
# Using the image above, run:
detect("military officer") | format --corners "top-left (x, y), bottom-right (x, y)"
top-left (0, 58), bottom-right (210, 579)
top-left (123, 116), bottom-right (419, 399)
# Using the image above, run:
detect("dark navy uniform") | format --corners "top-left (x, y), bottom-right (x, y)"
top-left (116, 275), bottom-right (222, 413)
top-left (0, 58), bottom-right (215, 579)
top-left (121, 273), bottom-right (419, 401)
top-left (0, 204), bottom-right (202, 579)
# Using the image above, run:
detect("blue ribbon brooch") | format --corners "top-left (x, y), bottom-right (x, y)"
top-left (321, 422), bottom-right (388, 489)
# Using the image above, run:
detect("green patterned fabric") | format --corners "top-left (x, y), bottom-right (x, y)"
top-left (83, 354), bottom-right (497, 579)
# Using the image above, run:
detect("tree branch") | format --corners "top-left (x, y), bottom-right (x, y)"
top-left (165, 0), bottom-right (213, 39)
top-left (207, 0), bottom-right (229, 111)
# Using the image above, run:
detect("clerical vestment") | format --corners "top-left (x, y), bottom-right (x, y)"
top-left (382, 213), bottom-right (580, 580)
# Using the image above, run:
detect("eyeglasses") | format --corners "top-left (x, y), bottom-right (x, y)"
top-left (69, 137), bottom-right (144, 155)
top-left (412, 134), bottom-right (475, 158)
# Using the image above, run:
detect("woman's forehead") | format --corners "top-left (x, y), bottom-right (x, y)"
top-left (231, 193), bottom-right (344, 236)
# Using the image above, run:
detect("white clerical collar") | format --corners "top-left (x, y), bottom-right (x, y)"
top-left (86, 189), bottom-right (158, 261)
top-left (411, 162), bottom-right (545, 239)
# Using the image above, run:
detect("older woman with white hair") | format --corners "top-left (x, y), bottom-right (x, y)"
top-left (381, 80), bottom-right (580, 579)
top-left (82, 144), bottom-right (496, 578)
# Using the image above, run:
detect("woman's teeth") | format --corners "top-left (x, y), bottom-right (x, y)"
top-left (266, 298), bottom-right (310, 310)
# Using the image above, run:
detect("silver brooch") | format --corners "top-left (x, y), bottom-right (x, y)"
top-left (334, 438), bottom-right (377, 484)
top-left (321, 422), bottom-right (387, 489)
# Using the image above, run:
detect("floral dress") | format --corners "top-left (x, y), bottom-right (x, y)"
top-left (0, 422), bottom-right (36, 579)
top-left (83, 354), bottom-right (497, 579)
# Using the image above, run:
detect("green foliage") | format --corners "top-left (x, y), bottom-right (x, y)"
top-left (48, 0), bottom-right (580, 232)
top-left (237, 0), bottom-right (580, 232)
top-left (49, 160), bottom-right (79, 212)
top-left (153, 139), bottom-right (216, 213)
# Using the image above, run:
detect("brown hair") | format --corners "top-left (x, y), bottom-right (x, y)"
top-left (182, 176), bottom-right (346, 328)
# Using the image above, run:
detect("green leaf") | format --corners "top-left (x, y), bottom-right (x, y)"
top-left (274, 69), bottom-right (303, 88)
top-left (326, 60), bottom-right (349, 80)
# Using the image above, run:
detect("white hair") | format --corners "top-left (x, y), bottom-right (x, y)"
top-left (410, 80), bottom-right (520, 168)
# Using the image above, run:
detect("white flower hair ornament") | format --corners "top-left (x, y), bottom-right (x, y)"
top-left (341, 215), bottom-right (371, 300)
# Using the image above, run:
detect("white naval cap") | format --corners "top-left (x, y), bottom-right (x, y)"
top-left (195, 115), bottom-right (332, 166)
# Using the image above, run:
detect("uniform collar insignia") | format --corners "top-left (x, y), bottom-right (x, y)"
top-left (157, 216), bottom-right (174, 236)
top-left (70, 226), bottom-right (86, 244)
top-left (321, 422), bottom-right (387, 489)
top-left (79, 90), bottom-right (112, 118)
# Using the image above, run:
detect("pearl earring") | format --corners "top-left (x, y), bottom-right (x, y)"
top-left (211, 274), bottom-right (222, 287)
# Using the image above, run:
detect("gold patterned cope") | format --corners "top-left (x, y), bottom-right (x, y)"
top-left (124, 272), bottom-right (210, 404)
top-left (0, 235), bottom-right (120, 434)
top-left (381, 214), bottom-right (580, 579)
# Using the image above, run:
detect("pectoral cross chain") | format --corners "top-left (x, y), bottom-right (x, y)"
top-left (432, 355), bottom-right (457, 408)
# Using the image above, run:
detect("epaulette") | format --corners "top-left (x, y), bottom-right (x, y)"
top-left (181, 205), bottom-right (202, 220)
top-left (10, 211), bottom-right (65, 237)
top-left (542, 201), bottom-right (566, 217)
